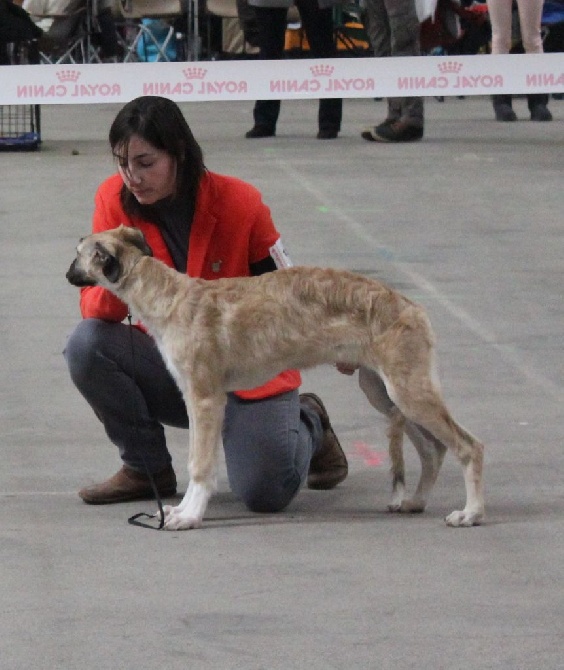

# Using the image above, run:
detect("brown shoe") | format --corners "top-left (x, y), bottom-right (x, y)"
top-left (301, 393), bottom-right (348, 490)
top-left (78, 465), bottom-right (177, 505)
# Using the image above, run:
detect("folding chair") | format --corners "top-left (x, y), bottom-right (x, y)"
top-left (118, 0), bottom-right (184, 62)
top-left (204, 0), bottom-right (258, 58)
top-left (23, 0), bottom-right (101, 63)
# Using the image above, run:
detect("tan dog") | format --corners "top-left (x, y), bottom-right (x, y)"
top-left (66, 225), bottom-right (485, 531)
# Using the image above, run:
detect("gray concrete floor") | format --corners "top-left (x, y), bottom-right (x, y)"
top-left (1, 95), bottom-right (563, 669)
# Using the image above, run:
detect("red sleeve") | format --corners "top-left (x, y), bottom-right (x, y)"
top-left (79, 177), bottom-right (129, 322)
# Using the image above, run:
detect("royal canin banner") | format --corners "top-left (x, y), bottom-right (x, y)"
top-left (1, 54), bottom-right (563, 105)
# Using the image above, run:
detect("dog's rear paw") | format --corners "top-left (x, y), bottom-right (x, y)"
top-left (388, 500), bottom-right (425, 514)
top-left (445, 508), bottom-right (484, 527)
top-left (400, 499), bottom-right (425, 513)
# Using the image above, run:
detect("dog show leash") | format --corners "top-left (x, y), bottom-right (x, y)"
top-left (126, 312), bottom-right (165, 530)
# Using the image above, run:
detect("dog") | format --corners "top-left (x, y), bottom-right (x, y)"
top-left (66, 225), bottom-right (485, 531)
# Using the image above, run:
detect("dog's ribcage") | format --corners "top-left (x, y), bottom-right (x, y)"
top-left (123, 262), bottom-right (416, 393)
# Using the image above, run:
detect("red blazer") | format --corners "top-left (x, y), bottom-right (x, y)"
top-left (80, 170), bottom-right (301, 400)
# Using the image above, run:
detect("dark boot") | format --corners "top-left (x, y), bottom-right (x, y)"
top-left (528, 94), bottom-right (552, 121)
top-left (300, 393), bottom-right (348, 490)
top-left (492, 95), bottom-right (517, 122)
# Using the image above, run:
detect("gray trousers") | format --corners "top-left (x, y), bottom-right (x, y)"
top-left (363, 0), bottom-right (424, 125)
top-left (64, 319), bottom-right (323, 512)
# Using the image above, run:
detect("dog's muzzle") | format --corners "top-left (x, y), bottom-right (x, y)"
top-left (66, 259), bottom-right (97, 287)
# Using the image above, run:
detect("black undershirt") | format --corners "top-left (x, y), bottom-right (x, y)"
top-left (151, 194), bottom-right (193, 272)
top-left (150, 195), bottom-right (277, 276)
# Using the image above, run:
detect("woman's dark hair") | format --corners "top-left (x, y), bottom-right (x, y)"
top-left (109, 96), bottom-right (205, 219)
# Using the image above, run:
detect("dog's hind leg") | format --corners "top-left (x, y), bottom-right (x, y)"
top-left (388, 381), bottom-right (484, 527)
top-left (401, 422), bottom-right (447, 513)
top-left (359, 367), bottom-right (407, 511)
top-left (161, 389), bottom-right (227, 531)
top-left (387, 407), bottom-right (407, 511)
top-left (359, 366), bottom-right (446, 514)
top-left (369, 308), bottom-right (484, 526)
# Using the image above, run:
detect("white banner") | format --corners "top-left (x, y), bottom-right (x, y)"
top-left (1, 53), bottom-right (563, 105)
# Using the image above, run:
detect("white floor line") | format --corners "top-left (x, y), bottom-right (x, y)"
top-left (275, 159), bottom-right (563, 404)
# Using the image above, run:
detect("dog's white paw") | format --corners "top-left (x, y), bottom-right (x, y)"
top-left (387, 484), bottom-right (406, 512)
top-left (163, 511), bottom-right (203, 531)
top-left (154, 505), bottom-right (203, 530)
top-left (445, 508), bottom-right (484, 527)
top-left (153, 504), bottom-right (174, 523)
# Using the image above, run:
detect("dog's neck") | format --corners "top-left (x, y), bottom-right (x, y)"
top-left (115, 255), bottom-right (187, 331)
top-left (129, 253), bottom-right (148, 275)
top-left (117, 254), bottom-right (151, 291)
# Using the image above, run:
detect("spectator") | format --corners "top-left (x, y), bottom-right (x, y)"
top-left (0, 0), bottom-right (43, 65)
top-left (23, 0), bottom-right (119, 62)
top-left (361, 0), bottom-right (424, 142)
top-left (245, 0), bottom-right (343, 139)
top-left (488, 0), bottom-right (552, 121)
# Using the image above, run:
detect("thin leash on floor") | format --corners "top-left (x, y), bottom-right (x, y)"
top-left (126, 313), bottom-right (165, 530)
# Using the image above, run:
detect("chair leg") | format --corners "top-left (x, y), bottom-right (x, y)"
top-left (122, 21), bottom-right (175, 62)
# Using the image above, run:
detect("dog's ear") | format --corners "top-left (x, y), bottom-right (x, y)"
top-left (120, 225), bottom-right (153, 257)
top-left (94, 242), bottom-right (121, 283)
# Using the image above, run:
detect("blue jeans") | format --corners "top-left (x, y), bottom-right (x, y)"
top-left (63, 319), bottom-right (323, 512)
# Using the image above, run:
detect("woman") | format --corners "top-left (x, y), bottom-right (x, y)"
top-left (488, 0), bottom-right (552, 121)
top-left (64, 96), bottom-right (348, 510)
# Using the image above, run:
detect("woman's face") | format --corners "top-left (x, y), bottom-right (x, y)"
top-left (116, 133), bottom-right (177, 205)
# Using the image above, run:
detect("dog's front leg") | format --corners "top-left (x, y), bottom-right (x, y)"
top-left (160, 390), bottom-right (226, 531)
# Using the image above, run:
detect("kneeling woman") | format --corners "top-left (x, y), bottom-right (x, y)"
top-left (64, 95), bottom-right (348, 512)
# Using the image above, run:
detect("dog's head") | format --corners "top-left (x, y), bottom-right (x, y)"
top-left (66, 225), bottom-right (153, 288)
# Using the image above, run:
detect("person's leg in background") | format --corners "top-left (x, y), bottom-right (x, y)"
top-left (245, 5), bottom-right (288, 138)
top-left (296, 0), bottom-right (342, 138)
top-left (487, 0), bottom-right (513, 54)
top-left (386, 0), bottom-right (423, 129)
top-left (362, 0), bottom-right (424, 142)
top-left (516, 0), bottom-right (552, 121)
top-left (489, 0), bottom-right (551, 121)
top-left (95, 0), bottom-right (119, 62)
top-left (488, 0), bottom-right (518, 121)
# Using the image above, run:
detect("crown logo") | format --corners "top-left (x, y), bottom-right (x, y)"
top-left (310, 64), bottom-right (334, 77)
top-left (56, 69), bottom-right (81, 82)
top-left (183, 67), bottom-right (207, 80)
top-left (438, 61), bottom-right (462, 74)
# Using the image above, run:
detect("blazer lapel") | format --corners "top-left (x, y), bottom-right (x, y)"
top-left (187, 172), bottom-right (218, 277)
